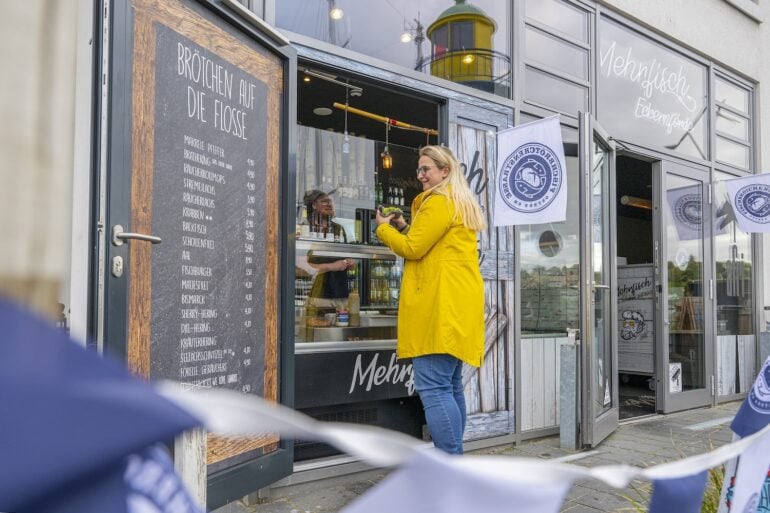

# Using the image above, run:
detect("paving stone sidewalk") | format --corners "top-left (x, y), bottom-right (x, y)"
top-left (217, 401), bottom-right (741, 513)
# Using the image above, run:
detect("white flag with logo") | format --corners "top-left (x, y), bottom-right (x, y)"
top-left (493, 117), bottom-right (567, 226)
top-left (724, 173), bottom-right (770, 233)
top-left (666, 184), bottom-right (702, 241)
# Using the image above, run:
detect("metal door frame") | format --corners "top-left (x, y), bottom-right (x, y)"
top-left (652, 160), bottom-right (714, 413)
top-left (578, 112), bottom-right (619, 447)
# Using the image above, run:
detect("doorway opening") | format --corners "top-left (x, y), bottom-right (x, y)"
top-left (615, 155), bottom-right (656, 419)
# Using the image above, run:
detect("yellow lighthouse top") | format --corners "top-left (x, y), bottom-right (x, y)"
top-left (426, 0), bottom-right (496, 41)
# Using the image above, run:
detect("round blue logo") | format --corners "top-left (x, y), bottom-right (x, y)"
top-left (735, 184), bottom-right (770, 224)
top-left (674, 194), bottom-right (701, 229)
top-left (498, 143), bottom-right (563, 213)
top-left (748, 358), bottom-right (770, 414)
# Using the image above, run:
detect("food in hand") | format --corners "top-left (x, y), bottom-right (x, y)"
top-left (380, 206), bottom-right (403, 217)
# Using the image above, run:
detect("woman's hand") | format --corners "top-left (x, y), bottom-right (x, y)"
top-left (375, 208), bottom-right (395, 227)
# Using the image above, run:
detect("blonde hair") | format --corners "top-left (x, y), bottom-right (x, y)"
top-left (419, 145), bottom-right (487, 231)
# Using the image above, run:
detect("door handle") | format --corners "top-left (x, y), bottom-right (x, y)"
top-left (112, 224), bottom-right (162, 246)
top-left (593, 284), bottom-right (610, 290)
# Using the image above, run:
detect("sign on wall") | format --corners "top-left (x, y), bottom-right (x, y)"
top-left (597, 16), bottom-right (708, 160)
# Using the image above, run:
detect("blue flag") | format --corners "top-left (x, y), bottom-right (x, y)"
top-left (0, 299), bottom-right (203, 512)
top-left (648, 472), bottom-right (708, 513)
top-left (731, 356), bottom-right (770, 438)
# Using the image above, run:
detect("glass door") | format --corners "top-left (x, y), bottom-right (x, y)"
top-left (653, 161), bottom-right (713, 412)
top-left (578, 113), bottom-right (618, 447)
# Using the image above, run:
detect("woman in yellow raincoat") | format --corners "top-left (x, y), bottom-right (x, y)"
top-left (375, 145), bottom-right (486, 455)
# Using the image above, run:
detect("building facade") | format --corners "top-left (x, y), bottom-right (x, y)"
top-left (1, 0), bottom-right (769, 509)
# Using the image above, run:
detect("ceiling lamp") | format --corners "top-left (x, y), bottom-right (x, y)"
top-left (462, 54), bottom-right (475, 64)
top-left (342, 87), bottom-right (350, 154)
top-left (381, 123), bottom-right (393, 170)
top-left (329, 7), bottom-right (344, 20)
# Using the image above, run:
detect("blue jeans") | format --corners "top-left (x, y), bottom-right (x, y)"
top-left (412, 354), bottom-right (466, 455)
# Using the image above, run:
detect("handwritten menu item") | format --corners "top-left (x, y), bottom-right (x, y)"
top-left (150, 24), bottom-right (268, 396)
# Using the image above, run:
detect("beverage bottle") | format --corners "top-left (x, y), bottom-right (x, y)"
top-left (348, 286), bottom-right (360, 327)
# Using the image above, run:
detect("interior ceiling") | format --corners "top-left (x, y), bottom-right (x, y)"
top-left (616, 156), bottom-right (653, 220)
top-left (297, 67), bottom-right (440, 149)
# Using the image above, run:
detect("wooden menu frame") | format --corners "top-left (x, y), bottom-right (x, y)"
top-left (126, 0), bottom-right (283, 468)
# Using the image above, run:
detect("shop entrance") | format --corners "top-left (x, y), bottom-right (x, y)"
top-left (616, 155), bottom-right (656, 419)
top-left (615, 155), bottom-right (715, 418)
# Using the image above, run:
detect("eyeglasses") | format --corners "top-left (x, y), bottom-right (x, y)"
top-left (416, 165), bottom-right (435, 176)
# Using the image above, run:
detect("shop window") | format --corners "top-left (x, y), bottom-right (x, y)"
top-left (524, 0), bottom-right (588, 43)
top-left (525, 25), bottom-right (588, 81)
top-left (714, 170), bottom-right (755, 396)
top-left (716, 137), bottom-right (750, 169)
top-left (714, 75), bottom-right (753, 171)
top-left (274, 0), bottom-right (510, 98)
top-left (520, 150), bottom-right (580, 337)
top-left (597, 16), bottom-right (708, 161)
top-left (524, 66), bottom-right (588, 115)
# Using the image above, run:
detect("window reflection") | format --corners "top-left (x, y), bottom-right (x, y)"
top-left (524, 0), bottom-right (588, 42)
top-left (520, 155), bottom-right (580, 336)
top-left (525, 26), bottom-right (588, 81)
top-left (714, 171), bottom-right (754, 396)
top-left (275, 0), bottom-right (510, 98)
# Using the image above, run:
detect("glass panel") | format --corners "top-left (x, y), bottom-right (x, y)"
top-left (714, 171), bottom-right (754, 396)
top-left (520, 153), bottom-right (580, 336)
top-left (433, 24), bottom-right (448, 58)
top-left (275, 0), bottom-right (510, 98)
top-left (597, 16), bottom-right (708, 161)
top-left (715, 110), bottom-right (749, 141)
top-left (664, 174), bottom-right (705, 392)
top-left (524, 0), bottom-right (588, 42)
top-left (450, 21), bottom-right (474, 50)
top-left (525, 26), bottom-right (588, 80)
top-left (592, 140), bottom-right (612, 415)
top-left (716, 136), bottom-right (750, 169)
top-left (715, 77), bottom-right (749, 114)
top-left (294, 125), bottom-right (419, 342)
top-left (525, 66), bottom-right (588, 115)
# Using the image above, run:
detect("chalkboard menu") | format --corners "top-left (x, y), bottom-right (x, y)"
top-left (150, 23), bottom-right (268, 396)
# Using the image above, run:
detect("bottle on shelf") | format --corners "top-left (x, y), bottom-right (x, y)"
top-left (348, 285), bottom-right (360, 327)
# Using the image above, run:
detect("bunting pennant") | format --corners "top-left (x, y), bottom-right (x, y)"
top-left (731, 357), bottom-right (770, 438)
top-left (341, 450), bottom-right (571, 513)
top-left (0, 299), bottom-right (203, 513)
top-left (724, 173), bottom-right (770, 233)
top-left (728, 431), bottom-right (770, 513)
top-left (648, 471), bottom-right (708, 513)
top-left (493, 116), bottom-right (567, 226)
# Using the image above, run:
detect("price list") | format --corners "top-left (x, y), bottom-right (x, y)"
top-left (150, 24), bottom-right (268, 395)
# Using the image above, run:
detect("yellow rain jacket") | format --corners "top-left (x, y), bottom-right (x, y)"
top-left (376, 190), bottom-right (484, 367)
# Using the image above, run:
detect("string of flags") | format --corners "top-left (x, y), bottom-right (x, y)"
top-left (160, 355), bottom-right (770, 513)
top-left (2, 296), bottom-right (769, 513)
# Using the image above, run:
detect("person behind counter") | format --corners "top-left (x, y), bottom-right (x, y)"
top-left (304, 189), bottom-right (353, 309)
top-left (374, 145), bottom-right (486, 455)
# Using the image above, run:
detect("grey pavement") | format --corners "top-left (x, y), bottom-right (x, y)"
top-left (216, 400), bottom-right (741, 513)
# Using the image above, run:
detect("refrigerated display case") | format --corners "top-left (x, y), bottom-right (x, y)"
top-left (295, 239), bottom-right (402, 343)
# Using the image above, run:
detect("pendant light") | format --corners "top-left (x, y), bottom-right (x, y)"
top-left (342, 86), bottom-right (350, 154)
top-left (381, 123), bottom-right (393, 169)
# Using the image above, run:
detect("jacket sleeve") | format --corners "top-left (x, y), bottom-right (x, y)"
top-left (376, 194), bottom-right (453, 260)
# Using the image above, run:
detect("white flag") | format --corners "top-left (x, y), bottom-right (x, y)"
top-left (493, 117), bottom-right (567, 226)
top-left (666, 184), bottom-right (702, 241)
top-left (342, 449), bottom-right (571, 513)
top-left (725, 173), bottom-right (770, 233)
